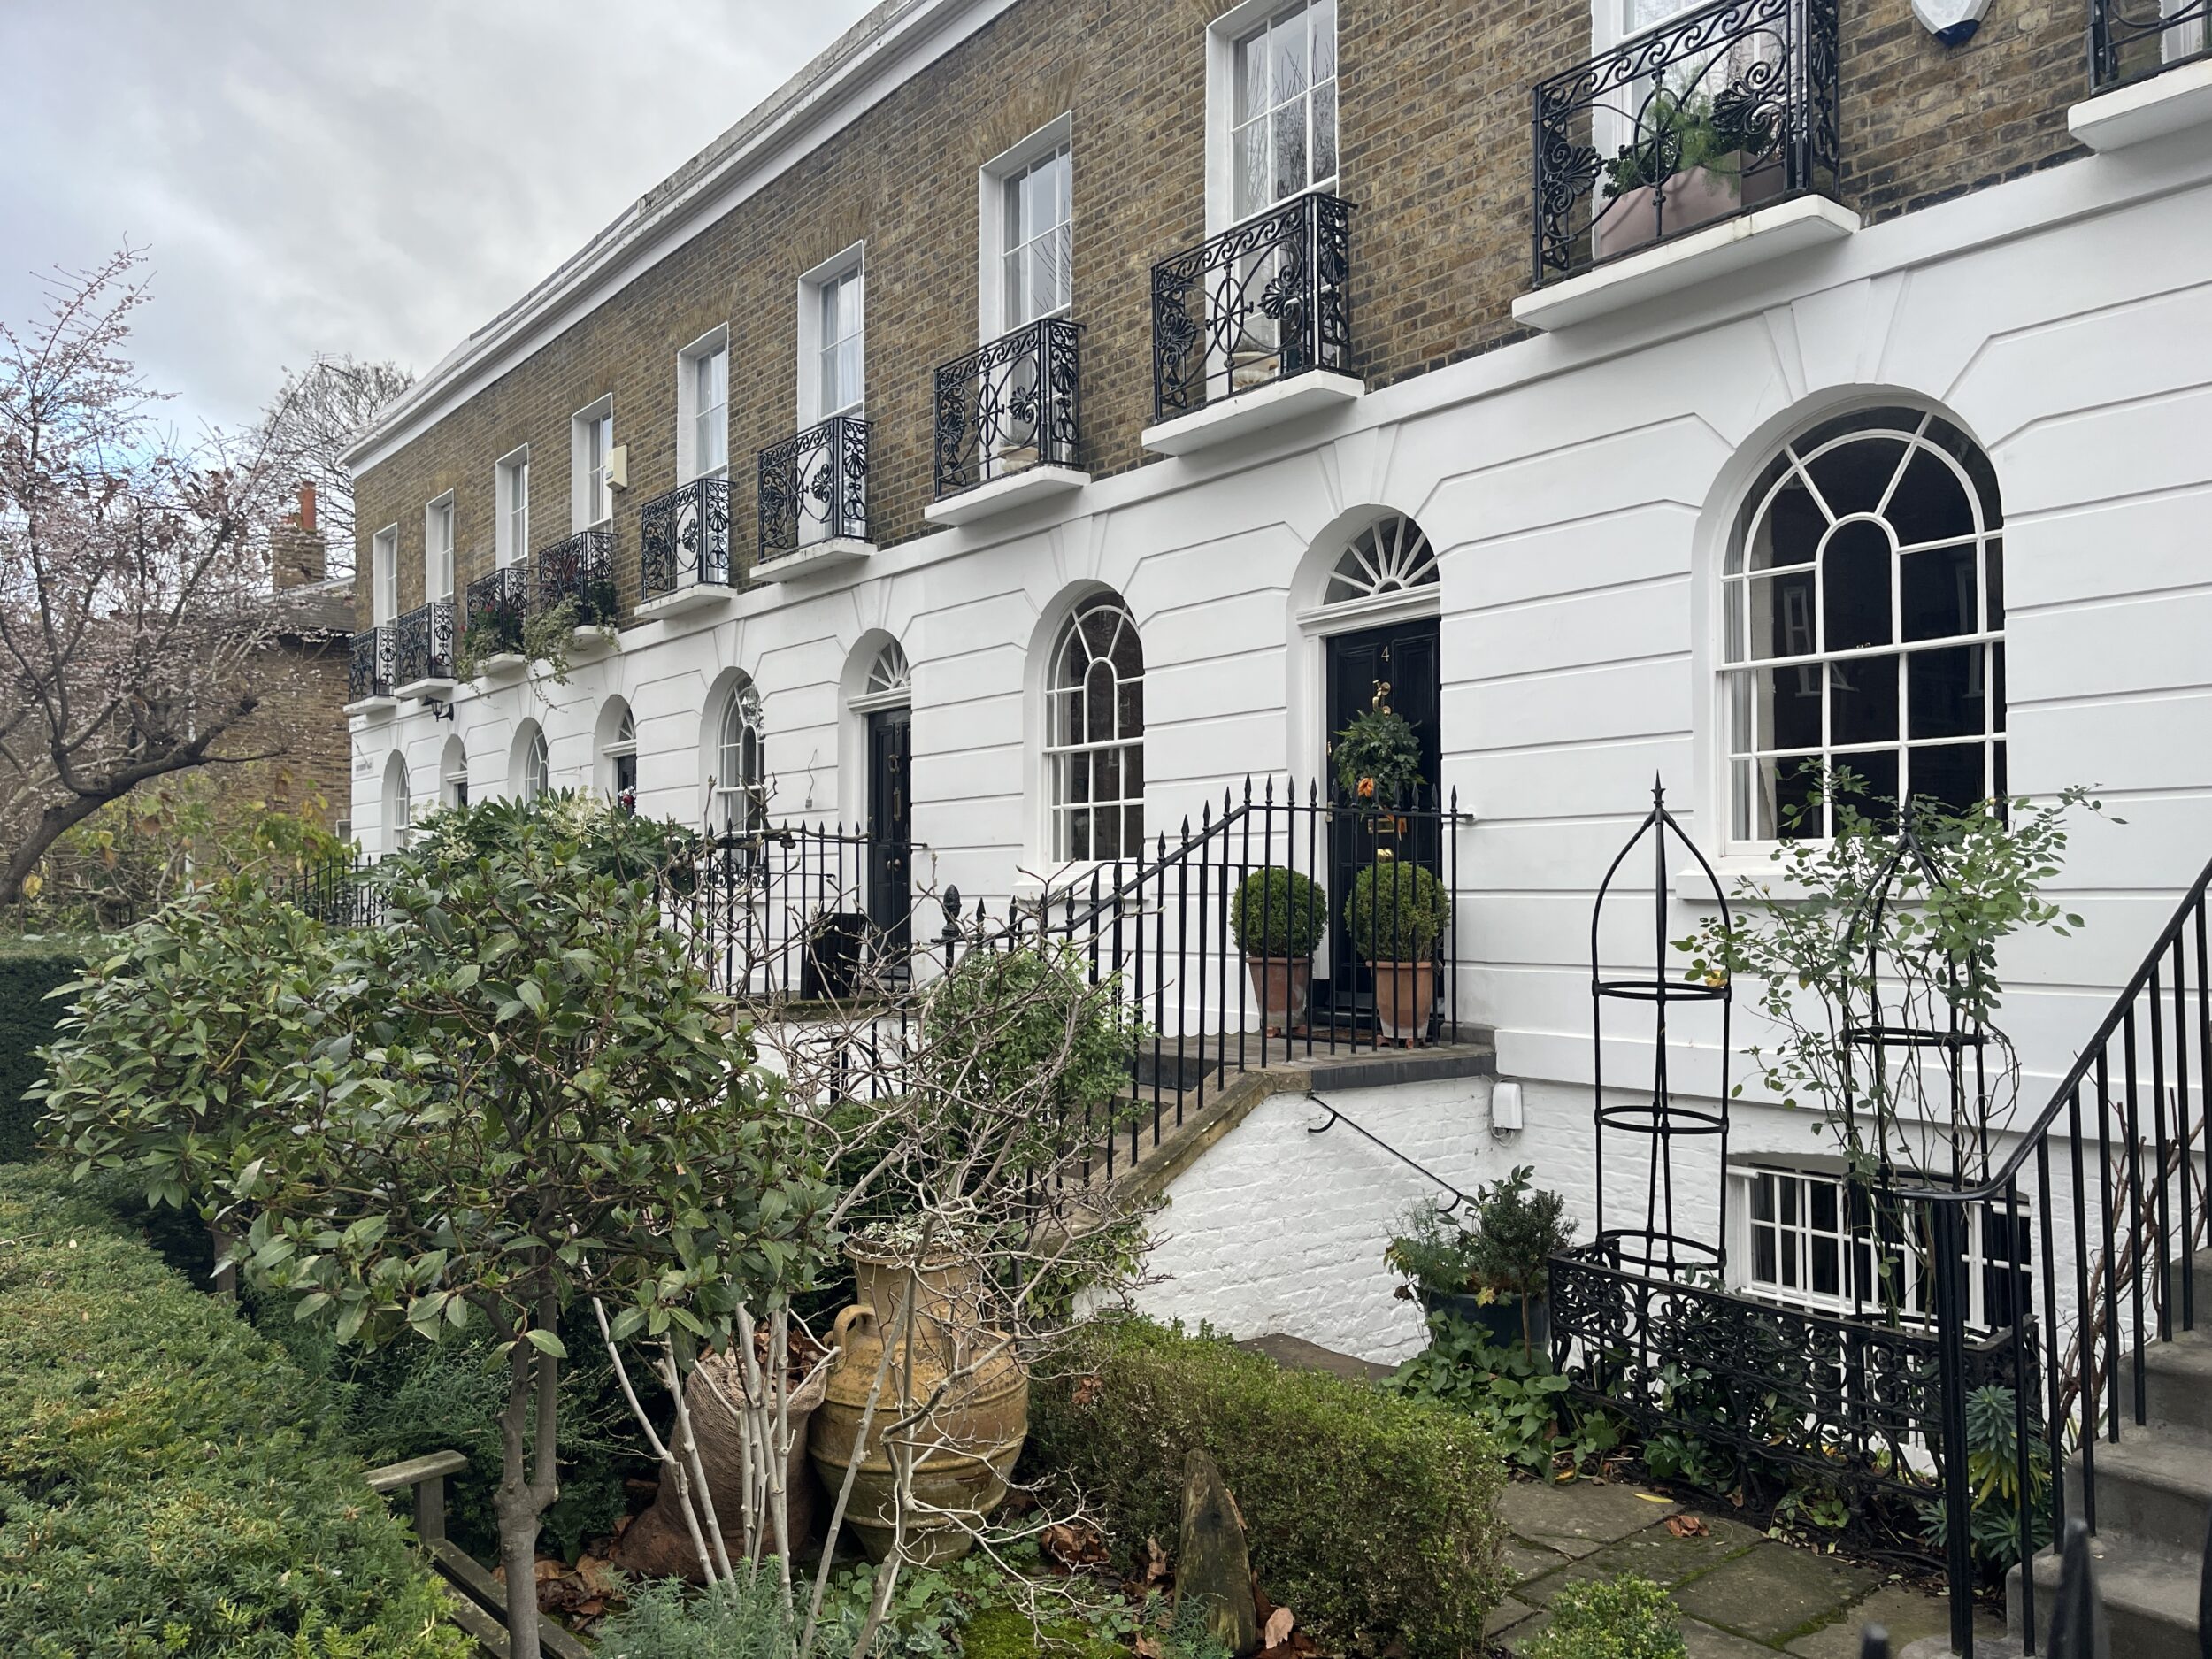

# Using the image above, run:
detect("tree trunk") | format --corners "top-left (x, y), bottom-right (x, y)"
top-left (494, 1316), bottom-right (562, 1659)
top-left (2, 792), bottom-right (114, 904)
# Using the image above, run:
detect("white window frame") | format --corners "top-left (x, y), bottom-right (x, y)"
top-left (520, 727), bottom-right (550, 802)
top-left (1205, 0), bottom-right (1340, 235)
top-left (1044, 595), bottom-right (1146, 864)
top-left (495, 446), bottom-right (530, 567)
top-left (677, 326), bottom-right (731, 483)
top-left (371, 525), bottom-right (399, 625)
top-left (571, 396), bottom-right (615, 531)
top-left (424, 493), bottom-right (455, 603)
top-left (712, 687), bottom-right (765, 835)
top-left (796, 245), bottom-right (865, 427)
top-left (386, 756), bottom-right (413, 853)
top-left (978, 117), bottom-right (1074, 341)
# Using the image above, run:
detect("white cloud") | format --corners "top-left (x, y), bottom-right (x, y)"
top-left (0, 0), bottom-right (881, 432)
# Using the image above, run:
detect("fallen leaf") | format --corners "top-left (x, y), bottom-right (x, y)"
top-left (1263, 1606), bottom-right (1294, 1647)
top-left (1634, 1492), bottom-right (1672, 1503)
top-left (1142, 1536), bottom-right (1170, 1586)
top-left (1665, 1515), bottom-right (1709, 1539)
top-left (1040, 1519), bottom-right (1110, 1569)
top-left (1072, 1373), bottom-right (1103, 1409)
top-left (1135, 1636), bottom-right (1162, 1659)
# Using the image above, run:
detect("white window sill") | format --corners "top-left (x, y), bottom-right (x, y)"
top-left (1511, 195), bottom-right (1860, 333)
top-left (634, 584), bottom-right (735, 622)
top-left (1673, 851), bottom-right (1812, 905)
top-left (753, 538), bottom-right (872, 584)
top-left (566, 626), bottom-right (618, 657)
top-left (395, 677), bottom-right (457, 703)
top-left (473, 651), bottom-right (527, 680)
top-left (924, 465), bottom-right (1089, 527)
top-left (1141, 371), bottom-right (1363, 457)
top-left (2069, 58), bottom-right (2212, 151)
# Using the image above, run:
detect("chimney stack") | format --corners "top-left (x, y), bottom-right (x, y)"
top-left (273, 479), bottom-right (327, 591)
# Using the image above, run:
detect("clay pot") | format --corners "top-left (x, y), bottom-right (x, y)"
top-left (1371, 959), bottom-right (1435, 1043)
top-left (1243, 955), bottom-right (1313, 1034)
top-left (1594, 157), bottom-right (1786, 259)
top-left (808, 1243), bottom-right (1029, 1565)
top-left (614, 1347), bottom-right (827, 1581)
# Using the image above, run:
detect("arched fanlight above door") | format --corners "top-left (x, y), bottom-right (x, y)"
top-left (1325, 515), bottom-right (1440, 606)
top-left (863, 641), bottom-right (910, 703)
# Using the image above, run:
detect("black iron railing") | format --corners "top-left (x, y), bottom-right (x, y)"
top-left (757, 415), bottom-right (869, 563)
top-left (1531, 0), bottom-right (1839, 285)
top-left (393, 599), bottom-right (454, 687)
top-left (2092, 0), bottom-right (2211, 88)
top-left (1150, 192), bottom-right (1353, 422)
top-left (464, 565), bottom-right (528, 658)
top-left (933, 318), bottom-right (1082, 499)
top-left (665, 822), bottom-right (878, 1004)
top-left (641, 475), bottom-right (733, 600)
top-left (534, 527), bottom-right (618, 626)
top-left (349, 626), bottom-right (394, 702)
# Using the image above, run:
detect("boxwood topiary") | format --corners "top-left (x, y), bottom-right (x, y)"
top-left (1026, 1316), bottom-right (1509, 1659)
top-left (0, 941), bottom-right (88, 1163)
top-left (1522, 1572), bottom-right (1687, 1659)
top-left (0, 1162), bottom-right (469, 1659)
top-left (1344, 860), bottom-right (1452, 963)
top-left (1228, 867), bottom-right (1327, 960)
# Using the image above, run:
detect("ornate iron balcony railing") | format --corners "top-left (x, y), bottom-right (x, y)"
top-left (2092, 0), bottom-right (2210, 88)
top-left (394, 599), bottom-right (455, 687)
top-left (933, 318), bottom-right (1082, 499)
top-left (534, 526), bottom-right (618, 626)
top-left (464, 564), bottom-right (528, 657)
top-left (640, 475), bottom-right (733, 600)
top-left (1531, 0), bottom-right (1839, 286)
top-left (1150, 191), bottom-right (1352, 423)
top-left (757, 415), bottom-right (869, 563)
top-left (349, 626), bottom-right (394, 702)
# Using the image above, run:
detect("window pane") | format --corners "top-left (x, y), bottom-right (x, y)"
top-left (1273, 12), bottom-right (1309, 99)
top-left (1744, 567), bottom-right (1816, 660)
top-left (1901, 544), bottom-right (1977, 641)
top-left (1890, 447), bottom-right (1978, 547)
top-left (1745, 473), bottom-right (1824, 571)
top-left (1908, 645), bottom-right (1986, 740)
top-left (1310, 0), bottom-right (1336, 81)
top-left (1273, 104), bottom-right (1308, 201)
top-left (1311, 78), bottom-right (1337, 183)
top-left (1234, 119), bottom-right (1270, 219)
top-left (1908, 741), bottom-right (1988, 815)
top-left (1821, 520), bottom-right (1893, 651)
top-left (1805, 437), bottom-right (1907, 520)
top-left (1235, 27), bottom-right (1270, 123)
top-left (1830, 653), bottom-right (1900, 747)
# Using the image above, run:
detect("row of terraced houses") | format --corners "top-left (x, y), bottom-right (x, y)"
top-left (344, 1), bottom-right (2212, 1646)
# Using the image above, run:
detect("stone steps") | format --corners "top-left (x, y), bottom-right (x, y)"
top-left (2013, 1526), bottom-right (2205, 1659)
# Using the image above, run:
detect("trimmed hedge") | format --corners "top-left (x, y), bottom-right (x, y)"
top-left (1027, 1317), bottom-right (1510, 1659)
top-left (0, 1162), bottom-right (469, 1659)
top-left (0, 944), bottom-right (85, 1163)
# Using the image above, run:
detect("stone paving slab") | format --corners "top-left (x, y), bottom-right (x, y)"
top-left (1781, 1585), bottom-right (2003, 1658)
top-left (1517, 1513), bottom-right (1765, 1605)
top-left (1686, 1619), bottom-right (1787, 1657)
top-left (1671, 1541), bottom-right (1885, 1646)
top-left (1502, 1540), bottom-right (1571, 1586)
top-left (1495, 1479), bottom-right (1682, 1559)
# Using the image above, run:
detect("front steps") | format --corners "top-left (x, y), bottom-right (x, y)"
top-left (2007, 1249), bottom-right (2211, 1659)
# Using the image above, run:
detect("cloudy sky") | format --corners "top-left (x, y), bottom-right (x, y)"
top-left (0, 1), bottom-right (882, 435)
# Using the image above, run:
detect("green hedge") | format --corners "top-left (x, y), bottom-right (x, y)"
top-left (1027, 1317), bottom-right (1510, 1659)
top-left (0, 944), bottom-right (86, 1163)
top-left (0, 1163), bottom-right (469, 1658)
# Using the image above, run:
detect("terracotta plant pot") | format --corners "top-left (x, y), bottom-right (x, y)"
top-left (1594, 157), bottom-right (1786, 260)
top-left (808, 1242), bottom-right (1028, 1565)
top-left (1243, 954), bottom-right (1313, 1034)
top-left (1371, 958), bottom-right (1435, 1044)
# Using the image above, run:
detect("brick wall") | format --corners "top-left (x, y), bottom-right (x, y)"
top-left (354, 0), bottom-right (2088, 626)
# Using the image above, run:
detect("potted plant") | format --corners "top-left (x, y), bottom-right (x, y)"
top-left (1229, 866), bottom-right (1326, 1033)
top-left (1345, 859), bottom-right (1451, 1042)
top-left (1333, 686), bottom-right (1425, 808)
top-left (1384, 1167), bottom-right (1576, 1356)
top-left (1594, 88), bottom-right (1784, 260)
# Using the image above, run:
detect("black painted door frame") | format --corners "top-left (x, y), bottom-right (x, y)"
top-left (864, 704), bottom-right (912, 954)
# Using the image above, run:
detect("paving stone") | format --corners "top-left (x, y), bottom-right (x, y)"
top-left (1498, 1608), bottom-right (1554, 1654)
top-left (1518, 1513), bottom-right (1765, 1604)
top-left (1484, 1595), bottom-right (1539, 1640)
top-left (1785, 1584), bottom-right (2005, 1658)
top-left (1497, 1479), bottom-right (1682, 1558)
top-left (1235, 1332), bottom-right (1393, 1382)
top-left (1502, 1540), bottom-right (1571, 1586)
top-left (1673, 1542), bottom-right (1886, 1645)
top-left (1685, 1619), bottom-right (1786, 1657)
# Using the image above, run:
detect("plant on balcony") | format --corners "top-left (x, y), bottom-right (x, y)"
top-left (1596, 85), bottom-right (1778, 258)
top-left (1345, 860), bottom-right (1450, 1041)
top-left (455, 602), bottom-right (527, 682)
top-left (1229, 866), bottom-right (1327, 1033)
top-left (1333, 688), bottom-right (1425, 805)
top-left (505, 595), bottom-right (612, 688)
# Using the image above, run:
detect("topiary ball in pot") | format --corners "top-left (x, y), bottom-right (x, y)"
top-left (1230, 867), bottom-right (1327, 1033)
top-left (1345, 861), bottom-right (1451, 1043)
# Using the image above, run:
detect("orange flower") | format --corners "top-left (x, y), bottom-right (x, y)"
top-left (1357, 776), bottom-right (1376, 799)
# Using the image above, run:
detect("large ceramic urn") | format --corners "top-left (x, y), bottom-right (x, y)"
top-left (808, 1239), bottom-right (1028, 1564)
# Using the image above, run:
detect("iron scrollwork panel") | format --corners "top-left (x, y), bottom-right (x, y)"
top-left (1531, 0), bottom-right (1838, 285)
top-left (349, 626), bottom-right (395, 700)
top-left (393, 600), bottom-right (454, 685)
top-left (1151, 192), bottom-right (1353, 421)
top-left (758, 415), bottom-right (869, 560)
top-left (641, 476), bottom-right (732, 599)
top-left (465, 565), bottom-right (528, 655)
top-left (933, 318), bottom-right (1082, 498)
top-left (535, 527), bottom-right (618, 625)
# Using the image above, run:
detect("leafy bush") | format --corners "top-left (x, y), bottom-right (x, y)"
top-left (1522, 1573), bottom-right (1686, 1659)
top-left (0, 1162), bottom-right (467, 1659)
top-left (1386, 1315), bottom-right (1620, 1474)
top-left (1916, 1384), bottom-right (2052, 1572)
top-left (597, 1573), bottom-right (798, 1659)
top-left (1344, 861), bottom-right (1451, 962)
top-left (920, 942), bottom-right (1140, 1125)
top-left (0, 941), bottom-right (84, 1161)
top-left (1027, 1317), bottom-right (1509, 1658)
top-left (1384, 1199), bottom-right (1481, 1296)
top-left (1228, 867), bottom-right (1327, 959)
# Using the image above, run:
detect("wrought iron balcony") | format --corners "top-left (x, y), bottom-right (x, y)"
top-left (464, 564), bottom-right (528, 657)
top-left (933, 319), bottom-right (1081, 500)
top-left (349, 626), bottom-right (394, 703)
top-left (1150, 192), bottom-right (1352, 423)
top-left (534, 526), bottom-right (618, 626)
top-left (393, 599), bottom-right (455, 687)
top-left (2092, 0), bottom-right (2210, 88)
top-left (1531, 0), bottom-right (1839, 286)
top-left (640, 475), bottom-right (733, 600)
top-left (757, 414), bottom-right (869, 563)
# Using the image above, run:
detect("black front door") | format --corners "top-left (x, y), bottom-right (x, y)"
top-left (865, 707), bottom-right (912, 954)
top-left (1322, 618), bottom-right (1442, 1021)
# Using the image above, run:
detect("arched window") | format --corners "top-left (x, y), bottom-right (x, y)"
top-left (440, 737), bottom-right (469, 809)
top-left (519, 726), bottom-right (549, 802)
top-left (1045, 594), bottom-right (1144, 861)
top-left (712, 684), bottom-right (764, 834)
top-left (384, 754), bottom-right (412, 853)
top-left (1325, 514), bottom-right (1439, 606)
top-left (1723, 407), bottom-right (2005, 843)
top-left (603, 703), bottom-right (638, 812)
